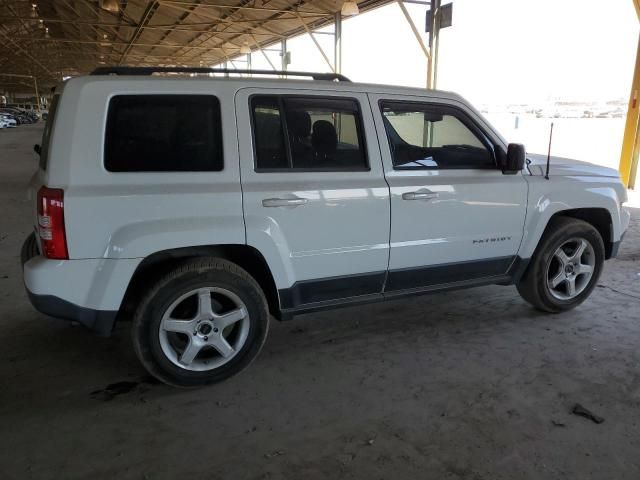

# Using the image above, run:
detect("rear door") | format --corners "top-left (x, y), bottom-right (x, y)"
top-left (369, 93), bottom-right (528, 292)
top-left (236, 88), bottom-right (390, 311)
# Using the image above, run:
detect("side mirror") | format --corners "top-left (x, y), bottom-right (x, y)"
top-left (33, 144), bottom-right (41, 156)
top-left (502, 143), bottom-right (525, 174)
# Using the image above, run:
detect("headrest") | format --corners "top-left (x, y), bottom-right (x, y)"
top-left (287, 110), bottom-right (312, 138)
top-left (311, 120), bottom-right (338, 155)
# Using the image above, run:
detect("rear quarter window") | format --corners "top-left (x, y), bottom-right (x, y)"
top-left (104, 95), bottom-right (223, 172)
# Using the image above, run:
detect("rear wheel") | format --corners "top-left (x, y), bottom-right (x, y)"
top-left (132, 258), bottom-right (269, 387)
top-left (517, 217), bottom-right (604, 313)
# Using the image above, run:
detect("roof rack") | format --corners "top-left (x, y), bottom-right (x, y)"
top-left (90, 66), bottom-right (351, 82)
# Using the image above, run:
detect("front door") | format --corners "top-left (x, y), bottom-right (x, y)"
top-left (369, 94), bottom-right (528, 292)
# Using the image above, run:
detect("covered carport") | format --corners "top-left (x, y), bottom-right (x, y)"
top-left (1, 1), bottom-right (640, 479)
top-left (620, 0), bottom-right (640, 188)
top-left (2, 0), bottom-right (639, 186)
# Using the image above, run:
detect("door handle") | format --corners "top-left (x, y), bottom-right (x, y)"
top-left (262, 197), bottom-right (308, 208)
top-left (402, 191), bottom-right (439, 201)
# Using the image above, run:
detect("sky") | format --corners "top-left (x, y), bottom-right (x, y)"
top-left (247, 0), bottom-right (639, 107)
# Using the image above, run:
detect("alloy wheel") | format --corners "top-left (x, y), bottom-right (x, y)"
top-left (158, 287), bottom-right (250, 371)
top-left (546, 237), bottom-right (596, 301)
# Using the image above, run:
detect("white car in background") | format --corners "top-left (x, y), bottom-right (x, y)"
top-left (0, 114), bottom-right (17, 128)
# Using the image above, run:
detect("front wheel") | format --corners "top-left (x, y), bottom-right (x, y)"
top-left (517, 217), bottom-right (605, 313)
top-left (132, 258), bottom-right (269, 387)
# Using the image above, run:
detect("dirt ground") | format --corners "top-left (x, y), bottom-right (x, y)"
top-left (1, 124), bottom-right (639, 480)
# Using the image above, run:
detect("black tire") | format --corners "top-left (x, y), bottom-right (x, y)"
top-left (132, 258), bottom-right (269, 387)
top-left (21, 232), bottom-right (39, 266)
top-left (517, 217), bottom-right (605, 313)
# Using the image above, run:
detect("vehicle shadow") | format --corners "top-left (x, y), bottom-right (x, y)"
top-left (0, 282), bottom-right (548, 414)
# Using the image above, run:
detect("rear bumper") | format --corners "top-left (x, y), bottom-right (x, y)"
top-left (26, 290), bottom-right (117, 336)
top-left (21, 234), bottom-right (140, 336)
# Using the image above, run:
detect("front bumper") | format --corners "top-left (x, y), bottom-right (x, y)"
top-left (610, 232), bottom-right (625, 258)
top-left (610, 206), bottom-right (631, 258)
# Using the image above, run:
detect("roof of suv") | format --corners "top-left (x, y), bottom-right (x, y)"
top-left (52, 73), bottom-right (508, 148)
top-left (57, 74), bottom-right (467, 104)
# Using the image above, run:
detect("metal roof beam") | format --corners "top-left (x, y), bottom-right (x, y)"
top-left (159, 1), bottom-right (328, 17)
top-left (397, 0), bottom-right (430, 60)
top-left (295, 11), bottom-right (334, 73)
top-left (118, 0), bottom-right (160, 64)
top-left (9, 36), bottom-right (231, 51)
top-left (0, 16), bottom-right (280, 35)
top-left (0, 30), bottom-right (57, 81)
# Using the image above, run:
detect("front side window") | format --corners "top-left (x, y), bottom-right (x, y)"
top-left (251, 95), bottom-right (368, 171)
top-left (380, 102), bottom-right (494, 169)
top-left (105, 95), bottom-right (223, 172)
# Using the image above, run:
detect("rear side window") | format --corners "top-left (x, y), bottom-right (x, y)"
top-left (105, 95), bottom-right (223, 172)
top-left (251, 97), bottom-right (288, 169)
top-left (39, 94), bottom-right (60, 171)
top-left (251, 95), bottom-right (368, 171)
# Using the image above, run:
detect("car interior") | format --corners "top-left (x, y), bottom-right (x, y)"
top-left (253, 98), bottom-right (366, 170)
top-left (382, 109), bottom-right (494, 169)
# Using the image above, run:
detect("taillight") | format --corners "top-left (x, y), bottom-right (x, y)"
top-left (37, 187), bottom-right (68, 259)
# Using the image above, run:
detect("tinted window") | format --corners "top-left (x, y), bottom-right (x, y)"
top-left (39, 94), bottom-right (60, 171)
top-left (380, 102), bottom-right (493, 169)
top-left (105, 95), bottom-right (223, 172)
top-left (252, 97), bottom-right (288, 169)
top-left (251, 96), bottom-right (368, 171)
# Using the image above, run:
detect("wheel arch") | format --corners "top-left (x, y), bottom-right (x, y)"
top-left (116, 245), bottom-right (282, 324)
top-left (545, 207), bottom-right (614, 258)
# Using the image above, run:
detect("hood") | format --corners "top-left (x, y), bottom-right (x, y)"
top-left (526, 154), bottom-right (620, 178)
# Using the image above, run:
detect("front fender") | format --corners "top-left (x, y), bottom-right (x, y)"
top-left (519, 175), bottom-right (626, 259)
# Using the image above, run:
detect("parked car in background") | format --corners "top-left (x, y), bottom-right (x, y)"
top-left (0, 113), bottom-right (17, 128)
top-left (1, 107), bottom-right (37, 124)
top-left (8, 105), bottom-right (40, 121)
top-left (23, 108), bottom-right (39, 123)
top-left (22, 110), bottom-right (39, 123)
top-left (0, 108), bottom-right (25, 124)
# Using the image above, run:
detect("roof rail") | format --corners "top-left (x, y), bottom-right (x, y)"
top-left (90, 66), bottom-right (351, 82)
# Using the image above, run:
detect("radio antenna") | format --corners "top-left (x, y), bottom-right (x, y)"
top-left (545, 122), bottom-right (554, 180)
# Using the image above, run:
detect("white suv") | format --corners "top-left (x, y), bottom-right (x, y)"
top-left (22, 67), bottom-right (630, 386)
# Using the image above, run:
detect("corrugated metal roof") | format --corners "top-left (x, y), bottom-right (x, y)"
top-left (0, 0), bottom-right (394, 92)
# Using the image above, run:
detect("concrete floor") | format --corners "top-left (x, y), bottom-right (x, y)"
top-left (1, 124), bottom-right (639, 480)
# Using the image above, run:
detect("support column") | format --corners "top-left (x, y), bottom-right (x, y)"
top-left (397, 1), bottom-right (432, 88)
top-left (33, 76), bottom-right (40, 113)
top-left (281, 39), bottom-right (288, 74)
top-left (427, 0), bottom-right (441, 89)
top-left (334, 12), bottom-right (342, 74)
top-left (619, 34), bottom-right (640, 188)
